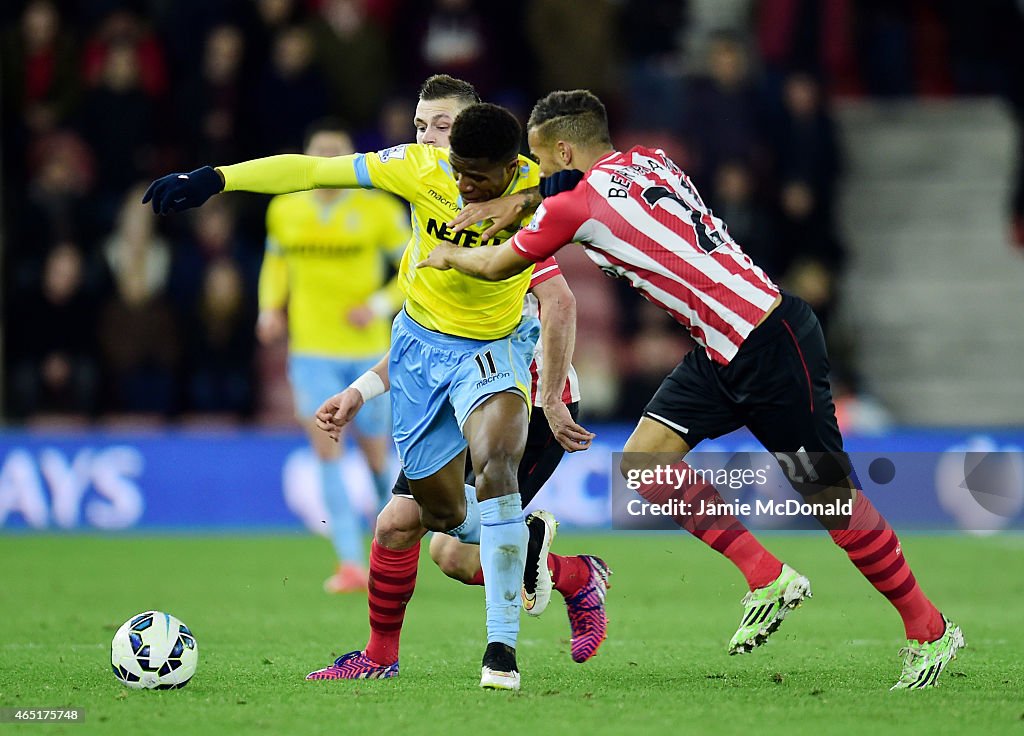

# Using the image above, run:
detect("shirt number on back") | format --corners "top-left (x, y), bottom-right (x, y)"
top-left (641, 185), bottom-right (726, 254)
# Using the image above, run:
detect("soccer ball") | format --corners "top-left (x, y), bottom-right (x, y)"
top-left (110, 611), bottom-right (198, 689)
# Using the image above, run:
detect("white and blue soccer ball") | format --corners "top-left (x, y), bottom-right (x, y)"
top-left (110, 611), bottom-right (198, 690)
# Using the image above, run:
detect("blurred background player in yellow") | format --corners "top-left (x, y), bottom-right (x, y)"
top-left (256, 119), bottom-right (410, 593)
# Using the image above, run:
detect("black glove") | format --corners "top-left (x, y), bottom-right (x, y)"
top-left (142, 165), bottom-right (224, 215)
top-left (540, 169), bottom-right (584, 199)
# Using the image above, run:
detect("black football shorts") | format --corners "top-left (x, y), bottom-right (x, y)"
top-left (643, 294), bottom-right (852, 494)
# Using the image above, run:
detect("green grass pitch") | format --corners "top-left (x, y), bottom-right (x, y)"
top-left (1, 533), bottom-right (1022, 735)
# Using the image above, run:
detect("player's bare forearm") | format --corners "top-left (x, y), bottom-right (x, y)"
top-left (448, 187), bottom-right (542, 240)
top-left (417, 242), bottom-right (533, 281)
top-left (531, 275), bottom-right (594, 451)
top-left (532, 276), bottom-right (575, 410)
top-left (370, 350), bottom-right (391, 392)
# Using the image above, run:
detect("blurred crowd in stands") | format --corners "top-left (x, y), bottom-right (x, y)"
top-left (2, 0), bottom-right (1022, 428)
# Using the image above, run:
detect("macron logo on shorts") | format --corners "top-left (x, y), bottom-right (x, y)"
top-left (474, 372), bottom-right (512, 389)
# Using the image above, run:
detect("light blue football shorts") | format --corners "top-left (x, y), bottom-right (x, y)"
top-left (288, 354), bottom-right (390, 437)
top-left (389, 309), bottom-right (539, 480)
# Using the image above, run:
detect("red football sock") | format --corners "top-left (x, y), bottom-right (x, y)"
top-left (550, 553), bottom-right (590, 598)
top-left (364, 540), bottom-right (419, 666)
top-left (637, 460), bottom-right (783, 590)
top-left (829, 492), bottom-right (945, 642)
top-left (467, 568), bottom-right (485, 586)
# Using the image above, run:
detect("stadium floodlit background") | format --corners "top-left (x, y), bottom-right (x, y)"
top-left (1, 1), bottom-right (1023, 734)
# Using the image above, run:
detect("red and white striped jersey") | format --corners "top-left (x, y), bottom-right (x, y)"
top-left (527, 257), bottom-right (581, 406)
top-left (512, 147), bottom-right (780, 365)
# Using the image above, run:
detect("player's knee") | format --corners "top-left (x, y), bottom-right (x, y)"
top-left (375, 524), bottom-right (423, 549)
top-left (419, 498), bottom-right (468, 534)
top-left (619, 441), bottom-right (679, 482)
top-left (619, 452), bottom-right (647, 480)
top-left (429, 535), bottom-right (476, 583)
top-left (473, 450), bottom-right (520, 499)
top-left (375, 519), bottom-right (422, 549)
top-left (374, 503), bottom-right (425, 549)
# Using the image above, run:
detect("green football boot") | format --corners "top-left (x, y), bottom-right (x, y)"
top-left (890, 616), bottom-right (966, 690)
top-left (728, 563), bottom-right (811, 655)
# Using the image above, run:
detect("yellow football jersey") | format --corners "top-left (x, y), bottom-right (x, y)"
top-left (222, 144), bottom-right (540, 340)
top-left (259, 189), bottom-right (409, 357)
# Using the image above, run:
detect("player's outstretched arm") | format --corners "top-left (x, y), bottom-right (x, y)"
top-left (417, 242), bottom-right (532, 281)
top-left (447, 187), bottom-right (542, 241)
top-left (143, 154), bottom-right (367, 215)
top-left (531, 275), bottom-right (595, 452)
top-left (314, 352), bottom-right (391, 441)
